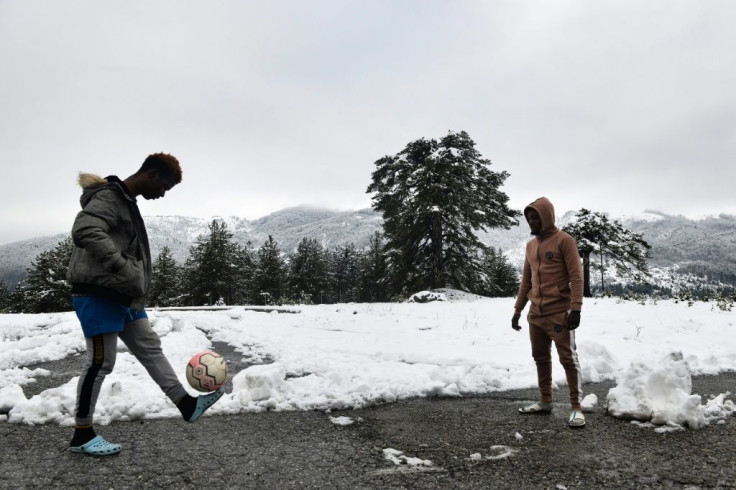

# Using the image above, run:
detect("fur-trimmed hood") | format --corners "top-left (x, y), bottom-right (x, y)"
top-left (76, 173), bottom-right (134, 208)
top-left (77, 173), bottom-right (108, 189)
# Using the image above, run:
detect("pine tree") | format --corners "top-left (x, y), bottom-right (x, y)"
top-left (0, 279), bottom-right (10, 312)
top-left (6, 283), bottom-right (25, 314)
top-left (252, 235), bottom-right (287, 305)
top-left (358, 231), bottom-right (389, 302)
top-left (288, 237), bottom-right (328, 304)
top-left (184, 219), bottom-right (247, 306)
top-left (563, 209), bottom-right (652, 296)
top-left (367, 130), bottom-right (519, 296)
top-left (149, 246), bottom-right (183, 307)
top-left (19, 236), bottom-right (73, 313)
top-left (329, 244), bottom-right (361, 303)
top-left (478, 247), bottom-right (520, 297)
top-left (232, 243), bottom-right (256, 305)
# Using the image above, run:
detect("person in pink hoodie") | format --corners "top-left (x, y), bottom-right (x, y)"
top-left (512, 197), bottom-right (585, 427)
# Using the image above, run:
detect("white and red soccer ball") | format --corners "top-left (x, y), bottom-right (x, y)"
top-left (186, 350), bottom-right (227, 392)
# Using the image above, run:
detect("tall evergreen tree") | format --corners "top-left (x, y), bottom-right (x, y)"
top-left (367, 130), bottom-right (519, 295)
top-left (252, 235), bottom-right (287, 305)
top-left (184, 219), bottom-right (246, 305)
top-left (329, 243), bottom-right (361, 303)
top-left (19, 236), bottom-right (73, 312)
top-left (149, 246), bottom-right (183, 307)
top-left (232, 243), bottom-right (257, 305)
top-left (478, 247), bottom-right (520, 297)
top-left (358, 231), bottom-right (389, 302)
top-left (563, 208), bottom-right (651, 296)
top-left (288, 237), bottom-right (328, 304)
top-left (6, 283), bottom-right (26, 314)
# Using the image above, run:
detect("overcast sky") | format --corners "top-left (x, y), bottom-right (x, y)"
top-left (1, 1), bottom-right (735, 245)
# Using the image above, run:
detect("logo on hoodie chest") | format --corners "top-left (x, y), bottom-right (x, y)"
top-left (545, 251), bottom-right (554, 261)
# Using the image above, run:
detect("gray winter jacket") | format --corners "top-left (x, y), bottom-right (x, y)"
top-left (66, 173), bottom-right (152, 310)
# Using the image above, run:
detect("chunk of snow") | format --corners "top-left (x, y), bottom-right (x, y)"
top-left (329, 415), bottom-right (355, 426)
top-left (407, 291), bottom-right (447, 303)
top-left (383, 448), bottom-right (433, 466)
top-left (581, 393), bottom-right (598, 412)
top-left (0, 384), bottom-right (26, 413)
top-left (607, 352), bottom-right (710, 429)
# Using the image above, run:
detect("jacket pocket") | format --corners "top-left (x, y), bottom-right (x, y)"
top-left (113, 259), bottom-right (147, 297)
top-left (540, 284), bottom-right (562, 308)
top-left (556, 284), bottom-right (571, 301)
top-left (528, 287), bottom-right (541, 306)
top-left (123, 235), bottom-right (138, 255)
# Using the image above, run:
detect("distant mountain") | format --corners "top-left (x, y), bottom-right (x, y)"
top-left (616, 211), bottom-right (736, 285)
top-left (1, 206), bottom-right (735, 290)
top-left (0, 234), bottom-right (70, 287)
top-left (144, 206), bottom-right (384, 263)
top-left (0, 206), bottom-right (384, 287)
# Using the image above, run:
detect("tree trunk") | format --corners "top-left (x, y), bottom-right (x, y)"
top-left (582, 251), bottom-right (591, 297)
top-left (431, 210), bottom-right (444, 289)
top-left (599, 243), bottom-right (605, 293)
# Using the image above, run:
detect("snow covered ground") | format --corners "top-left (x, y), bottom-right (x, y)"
top-left (1, 295), bottom-right (735, 430)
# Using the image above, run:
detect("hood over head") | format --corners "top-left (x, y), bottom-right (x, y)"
top-left (524, 196), bottom-right (557, 236)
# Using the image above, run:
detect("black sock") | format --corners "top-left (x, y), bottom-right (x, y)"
top-left (177, 394), bottom-right (197, 421)
top-left (70, 426), bottom-right (97, 447)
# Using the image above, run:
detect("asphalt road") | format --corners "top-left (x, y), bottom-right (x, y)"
top-left (1, 351), bottom-right (735, 489)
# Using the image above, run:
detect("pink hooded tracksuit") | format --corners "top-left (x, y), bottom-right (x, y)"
top-left (514, 197), bottom-right (584, 409)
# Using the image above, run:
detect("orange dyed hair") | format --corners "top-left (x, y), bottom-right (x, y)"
top-left (139, 153), bottom-right (182, 184)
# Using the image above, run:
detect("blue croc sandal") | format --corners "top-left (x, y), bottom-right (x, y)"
top-left (188, 387), bottom-right (225, 422)
top-left (69, 436), bottom-right (121, 456)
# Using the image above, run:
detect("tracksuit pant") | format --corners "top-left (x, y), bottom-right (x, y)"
top-left (528, 310), bottom-right (583, 409)
top-left (74, 317), bottom-right (188, 427)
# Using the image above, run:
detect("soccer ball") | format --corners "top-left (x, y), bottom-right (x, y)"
top-left (186, 350), bottom-right (227, 392)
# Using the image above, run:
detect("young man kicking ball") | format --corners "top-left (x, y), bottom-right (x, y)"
top-left (512, 197), bottom-right (585, 428)
top-left (66, 153), bottom-right (224, 456)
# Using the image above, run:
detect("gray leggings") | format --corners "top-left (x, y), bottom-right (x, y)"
top-left (75, 318), bottom-right (188, 426)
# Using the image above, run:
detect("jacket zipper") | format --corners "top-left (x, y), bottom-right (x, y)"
top-left (537, 242), bottom-right (543, 316)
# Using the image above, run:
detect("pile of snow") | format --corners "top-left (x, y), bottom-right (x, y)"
top-left (407, 288), bottom-right (490, 303)
top-left (407, 291), bottom-right (447, 303)
top-left (0, 384), bottom-right (25, 413)
top-left (231, 363), bottom-right (288, 410)
top-left (434, 288), bottom-right (492, 302)
top-left (607, 352), bottom-right (735, 429)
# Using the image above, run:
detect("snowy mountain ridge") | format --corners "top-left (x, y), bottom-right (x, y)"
top-left (1, 206), bottom-right (735, 289)
top-left (0, 206), bottom-right (383, 286)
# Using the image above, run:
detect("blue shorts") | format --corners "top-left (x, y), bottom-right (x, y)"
top-left (72, 295), bottom-right (148, 338)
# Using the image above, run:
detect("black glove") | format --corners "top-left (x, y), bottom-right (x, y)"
top-left (511, 313), bottom-right (521, 331)
top-left (567, 310), bottom-right (581, 330)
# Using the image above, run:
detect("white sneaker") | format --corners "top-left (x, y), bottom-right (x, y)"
top-left (518, 401), bottom-right (553, 414)
top-left (568, 410), bottom-right (586, 427)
